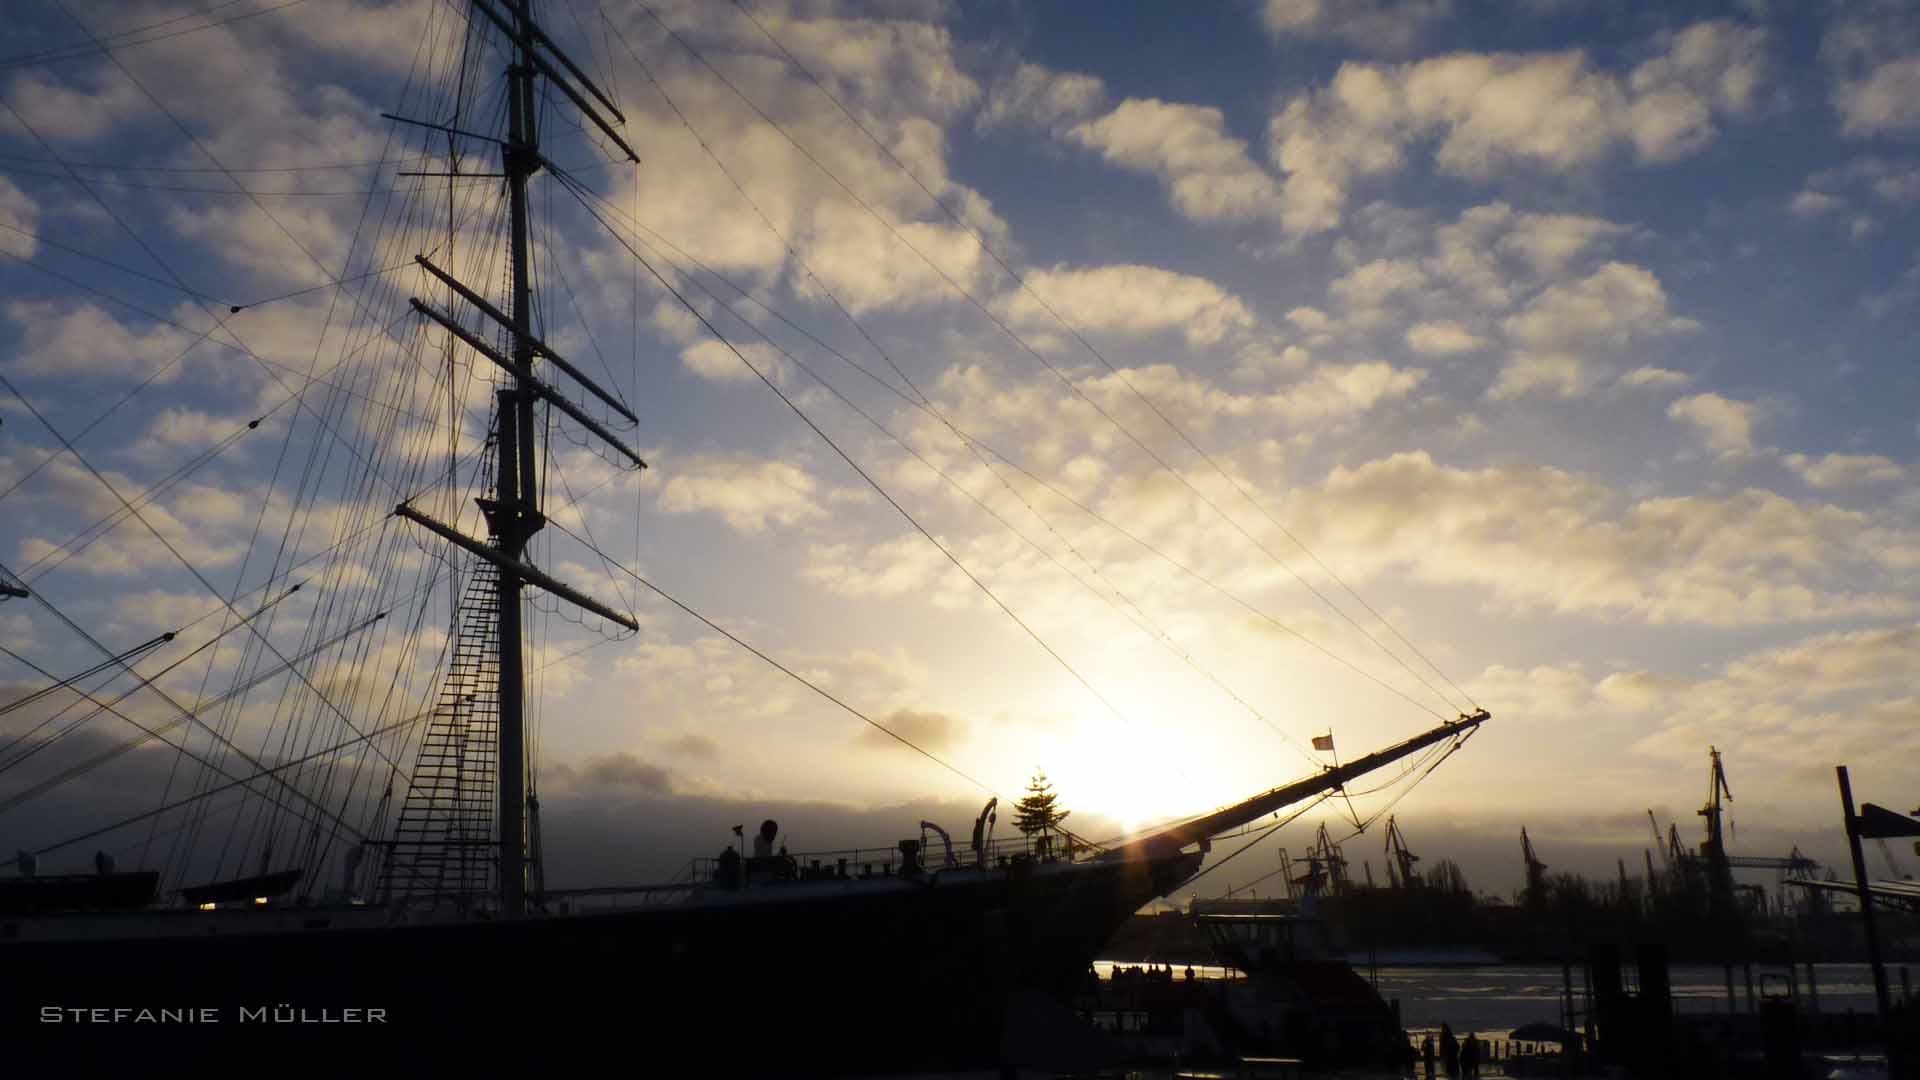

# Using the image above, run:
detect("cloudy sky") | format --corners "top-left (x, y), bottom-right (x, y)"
top-left (0, 0), bottom-right (1915, 897)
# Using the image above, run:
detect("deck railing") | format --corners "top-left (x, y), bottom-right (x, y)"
top-left (536, 880), bottom-right (705, 912)
top-left (527, 829), bottom-right (1113, 910)
top-left (674, 829), bottom-right (1105, 888)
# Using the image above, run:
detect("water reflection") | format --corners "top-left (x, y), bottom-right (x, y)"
top-left (1097, 958), bottom-right (1898, 1039)
top-left (1372, 963), bottom-right (1889, 1039)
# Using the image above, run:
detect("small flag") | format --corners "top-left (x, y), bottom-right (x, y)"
top-left (1312, 734), bottom-right (1335, 752)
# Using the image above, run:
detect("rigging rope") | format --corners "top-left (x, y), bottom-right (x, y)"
top-left (725, 0), bottom-right (1479, 715)
top-left (612, 46), bottom-right (1323, 767)
top-left (0, 6), bottom-right (515, 886)
top-left (1182, 793), bottom-right (1332, 893)
top-left (0, 634), bottom-right (172, 757)
top-left (625, 4), bottom-right (1473, 718)
top-left (539, 174), bottom-right (1452, 724)
top-left (23, 711), bottom-right (425, 861)
top-left (544, 516), bottom-right (999, 799)
top-left (550, 164), bottom-right (1206, 792)
top-left (0, 0), bottom-right (312, 73)
top-left (0, 149), bottom-right (436, 173)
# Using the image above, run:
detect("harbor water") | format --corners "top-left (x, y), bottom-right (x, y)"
top-left (1373, 962), bottom-right (1891, 1038)
top-left (1097, 958), bottom-right (1901, 1069)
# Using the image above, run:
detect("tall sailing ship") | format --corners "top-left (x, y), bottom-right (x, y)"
top-left (0, 2), bottom-right (1487, 1070)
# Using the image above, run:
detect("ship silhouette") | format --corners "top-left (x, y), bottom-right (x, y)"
top-left (0, 2), bottom-right (1487, 1071)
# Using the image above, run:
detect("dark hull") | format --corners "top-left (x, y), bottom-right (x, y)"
top-left (0, 871), bottom-right (157, 913)
top-left (3, 851), bottom-right (1200, 1073)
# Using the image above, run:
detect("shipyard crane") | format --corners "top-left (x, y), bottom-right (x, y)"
top-left (1698, 747), bottom-right (1739, 924)
top-left (1723, 848), bottom-right (1820, 873)
top-left (1279, 845), bottom-right (1334, 902)
top-left (1651, 757), bottom-right (1824, 916)
top-left (1521, 826), bottom-right (1550, 910)
top-left (1717, 848), bottom-right (1825, 917)
top-left (1644, 808), bottom-right (1669, 898)
top-left (1384, 815), bottom-right (1420, 890)
top-left (1293, 852), bottom-right (1334, 901)
top-left (1306, 822), bottom-right (1351, 896)
top-left (1667, 822), bottom-right (1689, 872)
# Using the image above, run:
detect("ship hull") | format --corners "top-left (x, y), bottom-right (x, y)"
top-left (3, 849), bottom-right (1201, 1073)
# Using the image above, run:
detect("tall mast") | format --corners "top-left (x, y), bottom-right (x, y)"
top-left (394, 0), bottom-right (641, 917)
top-left (496, 0), bottom-right (540, 920)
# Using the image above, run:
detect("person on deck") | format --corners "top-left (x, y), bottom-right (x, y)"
top-left (1440, 1023), bottom-right (1459, 1076)
top-left (1421, 1034), bottom-right (1436, 1079)
top-left (1461, 1033), bottom-right (1480, 1078)
top-left (753, 819), bottom-right (778, 858)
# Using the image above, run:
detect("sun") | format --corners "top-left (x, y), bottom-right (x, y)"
top-left (1029, 711), bottom-right (1216, 839)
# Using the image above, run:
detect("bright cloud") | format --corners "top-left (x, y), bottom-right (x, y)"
top-left (680, 340), bottom-right (784, 383)
top-left (1822, 3), bottom-right (1920, 135)
top-left (1617, 366), bottom-right (1691, 389)
top-left (1000, 264), bottom-right (1257, 347)
top-left (1268, 22), bottom-right (1767, 233)
top-left (1493, 263), bottom-right (1694, 399)
top-left (979, 63), bottom-right (1108, 133)
top-left (3, 301), bottom-right (198, 381)
top-left (1260, 0), bottom-right (1453, 55)
top-left (1285, 202), bottom-right (1682, 399)
top-left (0, 177), bottom-right (38, 257)
top-left (1405, 320), bottom-right (1487, 356)
top-left (1299, 451), bottom-right (1913, 626)
top-left (1783, 452), bottom-right (1906, 489)
top-left (657, 457), bottom-right (830, 533)
top-left (0, 0), bottom-right (1914, 869)
top-left (1668, 393), bottom-right (1760, 457)
top-left (1068, 100), bottom-right (1288, 229)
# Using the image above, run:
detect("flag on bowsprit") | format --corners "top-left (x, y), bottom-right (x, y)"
top-left (1312, 733), bottom-right (1334, 752)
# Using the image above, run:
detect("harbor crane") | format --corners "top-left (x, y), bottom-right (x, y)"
top-left (1307, 823), bottom-right (1351, 896)
top-left (1521, 826), bottom-right (1549, 910)
top-left (1699, 746), bottom-right (1738, 924)
top-left (1645, 756), bottom-right (1823, 917)
top-left (1384, 815), bottom-right (1420, 889)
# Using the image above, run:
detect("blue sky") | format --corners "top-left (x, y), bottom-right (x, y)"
top-left (0, 0), bottom-right (1915, 893)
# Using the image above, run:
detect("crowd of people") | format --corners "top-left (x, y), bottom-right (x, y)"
top-left (1417, 1023), bottom-right (1487, 1078)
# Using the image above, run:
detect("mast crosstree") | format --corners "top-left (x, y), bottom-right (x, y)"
top-left (394, 0), bottom-right (641, 917)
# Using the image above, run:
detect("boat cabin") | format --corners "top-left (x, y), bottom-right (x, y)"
top-left (1191, 898), bottom-right (1336, 971)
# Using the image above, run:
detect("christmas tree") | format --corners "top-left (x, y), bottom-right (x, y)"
top-left (1012, 771), bottom-right (1070, 836)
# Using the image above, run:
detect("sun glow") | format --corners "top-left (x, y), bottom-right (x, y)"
top-left (1032, 708), bottom-right (1217, 839)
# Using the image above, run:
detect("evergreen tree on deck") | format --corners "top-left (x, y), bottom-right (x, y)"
top-left (1013, 772), bottom-right (1071, 838)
